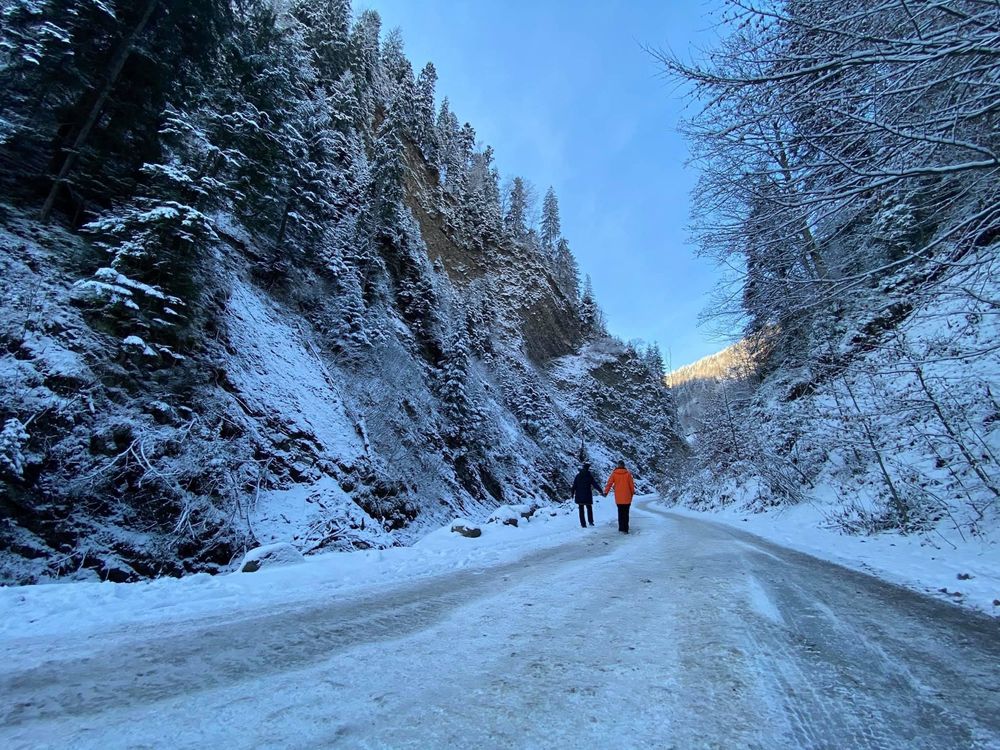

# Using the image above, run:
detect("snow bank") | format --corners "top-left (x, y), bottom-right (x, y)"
top-left (665, 501), bottom-right (1000, 616)
top-left (0, 498), bottom-right (598, 644)
top-left (238, 543), bottom-right (305, 573)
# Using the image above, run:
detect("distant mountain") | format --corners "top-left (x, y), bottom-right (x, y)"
top-left (667, 336), bottom-right (768, 442)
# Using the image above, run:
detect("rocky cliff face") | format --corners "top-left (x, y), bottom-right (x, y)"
top-left (0, 153), bottom-right (680, 585)
top-left (0, 1), bottom-right (682, 584)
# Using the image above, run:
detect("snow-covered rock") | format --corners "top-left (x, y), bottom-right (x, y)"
top-left (486, 503), bottom-right (538, 527)
top-left (239, 543), bottom-right (305, 573)
top-left (450, 520), bottom-right (482, 538)
top-left (121, 335), bottom-right (157, 357)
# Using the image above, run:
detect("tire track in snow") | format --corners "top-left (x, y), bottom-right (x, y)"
top-left (0, 538), bottom-right (619, 728)
top-left (654, 508), bottom-right (1000, 749)
top-left (1, 503), bottom-right (998, 749)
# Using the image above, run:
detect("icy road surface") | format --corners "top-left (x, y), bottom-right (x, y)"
top-left (1, 501), bottom-right (998, 749)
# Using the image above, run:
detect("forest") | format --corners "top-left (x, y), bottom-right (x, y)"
top-left (663, 0), bottom-right (999, 537)
top-left (0, 3), bottom-right (996, 746)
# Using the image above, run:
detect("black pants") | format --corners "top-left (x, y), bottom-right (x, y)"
top-left (617, 503), bottom-right (631, 532)
top-left (578, 503), bottom-right (594, 527)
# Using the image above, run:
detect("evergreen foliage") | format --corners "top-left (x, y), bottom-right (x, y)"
top-left (540, 186), bottom-right (561, 256)
top-left (579, 275), bottom-right (606, 336)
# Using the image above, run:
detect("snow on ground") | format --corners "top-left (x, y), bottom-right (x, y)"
top-left (3, 489), bottom-right (995, 659)
top-left (2, 498), bottom-right (997, 750)
top-left (0, 499), bottom-right (609, 645)
top-left (664, 497), bottom-right (1000, 617)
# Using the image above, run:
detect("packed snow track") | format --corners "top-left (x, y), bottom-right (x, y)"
top-left (1, 501), bottom-right (998, 749)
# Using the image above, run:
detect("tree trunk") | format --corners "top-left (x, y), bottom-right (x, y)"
top-left (40, 0), bottom-right (160, 222)
top-left (843, 375), bottom-right (908, 528)
top-left (771, 124), bottom-right (826, 280)
top-left (274, 195), bottom-right (295, 255)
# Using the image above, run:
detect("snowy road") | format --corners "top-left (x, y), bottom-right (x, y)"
top-left (1, 501), bottom-right (998, 749)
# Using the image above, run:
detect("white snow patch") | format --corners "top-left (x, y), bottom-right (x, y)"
top-left (251, 476), bottom-right (394, 552)
top-left (0, 496), bottom-right (599, 644)
top-left (745, 574), bottom-right (785, 624)
top-left (239, 543), bottom-right (305, 572)
top-left (223, 279), bottom-right (364, 463)
top-left (668, 502), bottom-right (1000, 616)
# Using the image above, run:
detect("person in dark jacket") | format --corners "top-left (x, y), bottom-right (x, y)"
top-left (572, 461), bottom-right (604, 528)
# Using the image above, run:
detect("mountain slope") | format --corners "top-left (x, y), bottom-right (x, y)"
top-left (0, 3), bottom-right (682, 583)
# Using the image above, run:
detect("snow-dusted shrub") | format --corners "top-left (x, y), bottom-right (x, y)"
top-left (0, 418), bottom-right (29, 480)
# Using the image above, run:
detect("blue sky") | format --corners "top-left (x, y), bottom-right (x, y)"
top-left (363, 0), bottom-right (725, 369)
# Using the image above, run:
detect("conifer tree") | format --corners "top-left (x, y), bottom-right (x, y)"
top-left (435, 98), bottom-right (457, 176)
top-left (347, 8), bottom-right (382, 138)
top-left (414, 62), bottom-right (439, 162)
top-left (439, 328), bottom-right (483, 451)
top-left (505, 177), bottom-right (529, 242)
top-left (380, 28), bottom-right (413, 90)
top-left (553, 238), bottom-right (580, 300)
top-left (289, 0), bottom-right (352, 85)
top-left (579, 275), bottom-right (606, 335)
top-left (540, 186), bottom-right (561, 255)
top-left (371, 97), bottom-right (407, 238)
top-left (644, 343), bottom-right (666, 381)
top-left (0, 0), bottom-right (229, 218)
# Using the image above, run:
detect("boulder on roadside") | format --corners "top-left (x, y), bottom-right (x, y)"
top-left (518, 502), bottom-right (541, 520)
top-left (239, 542), bottom-right (305, 573)
top-left (486, 505), bottom-right (523, 527)
top-left (450, 519), bottom-right (483, 538)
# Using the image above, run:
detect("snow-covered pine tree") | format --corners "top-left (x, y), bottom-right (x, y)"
top-left (435, 97), bottom-right (459, 180)
top-left (540, 186), bottom-right (561, 256)
top-left (370, 96), bottom-right (407, 240)
top-left (644, 343), bottom-right (665, 382)
top-left (380, 27), bottom-right (414, 92)
top-left (442, 121), bottom-right (475, 200)
top-left (553, 238), bottom-right (580, 301)
top-left (347, 8), bottom-right (382, 140)
top-left (579, 275), bottom-right (606, 335)
top-left (438, 327), bottom-right (484, 453)
top-left (413, 62), bottom-right (439, 163)
top-left (504, 177), bottom-right (529, 243)
top-left (288, 0), bottom-right (352, 85)
top-left (34, 0), bottom-right (230, 221)
top-left (77, 154), bottom-right (219, 357)
top-left (463, 295), bottom-right (496, 357)
top-left (454, 143), bottom-right (503, 251)
top-left (328, 70), bottom-right (366, 135)
top-left (0, 0), bottom-right (112, 148)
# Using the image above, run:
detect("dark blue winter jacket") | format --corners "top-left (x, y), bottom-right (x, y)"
top-left (572, 468), bottom-right (602, 504)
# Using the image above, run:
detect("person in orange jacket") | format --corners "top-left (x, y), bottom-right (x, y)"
top-left (604, 460), bottom-right (636, 534)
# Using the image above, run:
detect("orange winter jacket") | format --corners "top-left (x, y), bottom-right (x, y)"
top-left (604, 468), bottom-right (635, 505)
